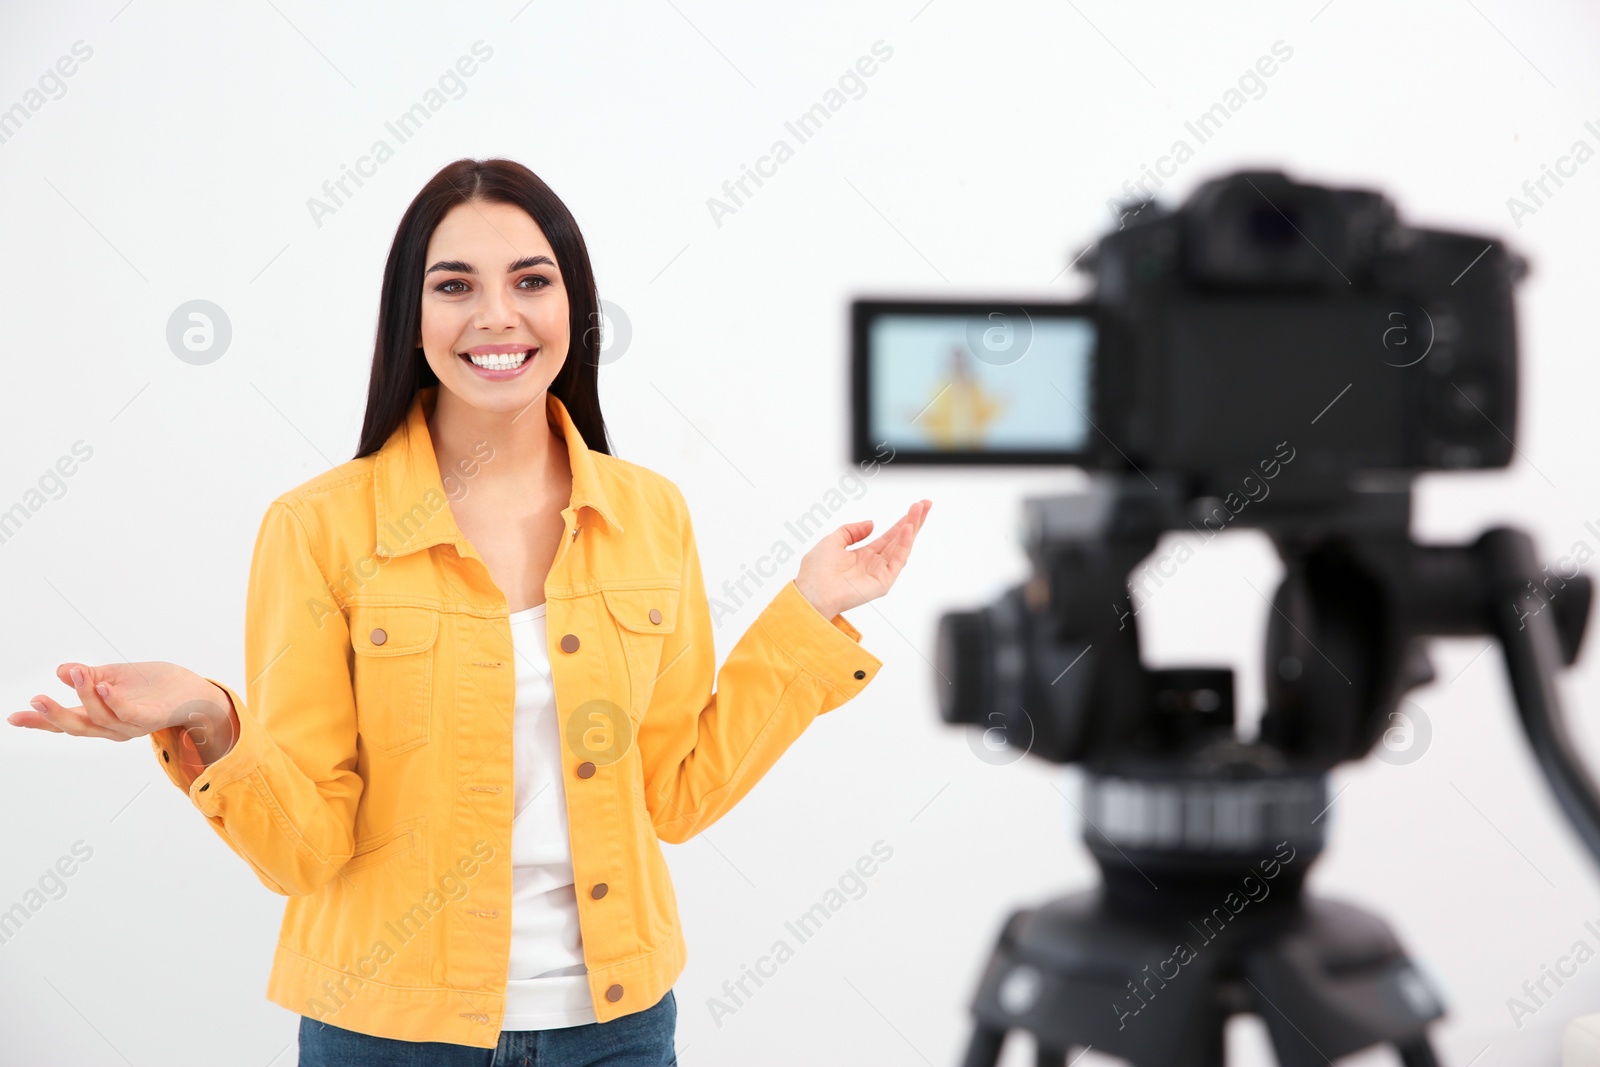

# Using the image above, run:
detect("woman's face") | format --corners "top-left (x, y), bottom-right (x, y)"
top-left (417, 198), bottom-right (570, 415)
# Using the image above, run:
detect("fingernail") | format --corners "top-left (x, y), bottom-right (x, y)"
top-left (31, 699), bottom-right (48, 715)
top-left (96, 682), bottom-right (111, 699)
top-left (69, 667), bottom-right (84, 688)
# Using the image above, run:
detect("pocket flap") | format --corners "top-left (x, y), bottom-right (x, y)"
top-left (600, 584), bottom-right (681, 635)
top-left (344, 817), bottom-right (423, 874)
top-left (350, 604), bottom-right (440, 657)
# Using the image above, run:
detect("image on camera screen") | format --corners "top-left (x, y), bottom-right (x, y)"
top-left (861, 307), bottom-right (1095, 458)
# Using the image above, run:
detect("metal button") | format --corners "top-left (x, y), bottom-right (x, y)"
top-left (371, 628), bottom-right (388, 646)
top-left (854, 670), bottom-right (866, 679)
top-left (605, 983), bottom-right (624, 1002)
top-left (577, 761), bottom-right (596, 778)
top-left (560, 633), bottom-right (580, 653)
top-left (648, 608), bottom-right (662, 625)
top-left (592, 882), bottom-right (609, 899)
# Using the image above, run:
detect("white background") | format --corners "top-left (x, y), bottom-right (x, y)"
top-left (2, 2), bottom-right (1599, 1064)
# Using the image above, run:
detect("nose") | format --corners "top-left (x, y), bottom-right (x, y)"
top-left (473, 279), bottom-right (520, 332)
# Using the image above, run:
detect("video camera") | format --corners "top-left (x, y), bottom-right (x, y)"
top-left (853, 169), bottom-right (1521, 494)
top-left (851, 170), bottom-right (1597, 1064)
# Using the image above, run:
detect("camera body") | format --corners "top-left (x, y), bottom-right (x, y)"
top-left (1084, 170), bottom-right (1522, 499)
top-left (851, 169), bottom-right (1526, 510)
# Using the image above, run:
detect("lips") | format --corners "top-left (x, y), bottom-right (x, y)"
top-left (458, 346), bottom-right (537, 378)
top-left (460, 348), bottom-right (536, 368)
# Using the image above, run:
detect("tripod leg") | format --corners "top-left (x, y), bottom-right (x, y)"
top-left (1395, 1038), bottom-right (1441, 1067)
top-left (961, 1023), bottom-right (1006, 1067)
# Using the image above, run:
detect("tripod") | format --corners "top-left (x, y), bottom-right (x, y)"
top-left (959, 788), bottom-right (1444, 1066)
top-left (942, 481), bottom-right (1595, 1066)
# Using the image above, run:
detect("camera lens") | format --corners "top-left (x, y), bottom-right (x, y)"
top-left (935, 610), bottom-right (987, 726)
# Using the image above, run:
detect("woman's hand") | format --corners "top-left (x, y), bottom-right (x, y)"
top-left (8, 661), bottom-right (231, 743)
top-left (794, 499), bottom-right (932, 620)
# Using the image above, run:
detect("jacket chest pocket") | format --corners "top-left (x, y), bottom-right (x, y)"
top-left (599, 584), bottom-right (680, 721)
top-left (350, 604), bottom-right (440, 756)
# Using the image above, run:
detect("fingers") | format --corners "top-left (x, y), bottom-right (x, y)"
top-left (56, 662), bottom-right (125, 733)
top-left (829, 522), bottom-right (876, 555)
top-left (837, 519), bottom-right (874, 547)
top-left (844, 501), bottom-right (930, 562)
top-left (901, 499), bottom-right (930, 536)
top-left (20, 694), bottom-right (128, 740)
top-left (904, 500), bottom-right (930, 547)
top-left (883, 505), bottom-right (924, 571)
top-left (890, 518), bottom-right (915, 569)
top-left (886, 503), bottom-right (926, 548)
top-left (858, 522), bottom-right (903, 558)
top-left (7, 708), bottom-right (65, 733)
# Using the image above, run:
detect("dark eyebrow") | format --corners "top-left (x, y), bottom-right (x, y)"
top-left (424, 254), bottom-right (556, 276)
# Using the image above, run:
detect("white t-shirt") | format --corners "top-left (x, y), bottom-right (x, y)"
top-left (501, 603), bottom-right (598, 1030)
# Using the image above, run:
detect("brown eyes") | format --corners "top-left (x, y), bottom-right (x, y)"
top-left (432, 275), bottom-right (552, 295)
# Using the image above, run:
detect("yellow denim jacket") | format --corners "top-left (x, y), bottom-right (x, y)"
top-left (148, 385), bottom-right (881, 1048)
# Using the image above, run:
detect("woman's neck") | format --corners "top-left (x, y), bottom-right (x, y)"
top-left (426, 387), bottom-right (567, 504)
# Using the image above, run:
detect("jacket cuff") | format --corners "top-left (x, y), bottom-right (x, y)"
top-left (147, 677), bottom-right (260, 816)
top-left (757, 581), bottom-right (883, 708)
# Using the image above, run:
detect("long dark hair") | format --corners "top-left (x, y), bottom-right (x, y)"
top-left (353, 157), bottom-right (611, 460)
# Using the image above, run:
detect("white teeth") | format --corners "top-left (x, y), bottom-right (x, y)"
top-left (466, 350), bottom-right (532, 369)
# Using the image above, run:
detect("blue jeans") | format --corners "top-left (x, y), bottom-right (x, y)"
top-left (298, 989), bottom-right (677, 1066)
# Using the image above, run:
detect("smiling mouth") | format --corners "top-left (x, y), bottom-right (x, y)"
top-left (459, 348), bottom-right (536, 369)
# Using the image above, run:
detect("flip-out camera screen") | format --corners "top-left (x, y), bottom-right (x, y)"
top-left (851, 301), bottom-right (1097, 464)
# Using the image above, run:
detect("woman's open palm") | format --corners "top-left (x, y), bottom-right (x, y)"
top-left (8, 660), bottom-right (219, 741)
top-left (795, 499), bottom-right (932, 619)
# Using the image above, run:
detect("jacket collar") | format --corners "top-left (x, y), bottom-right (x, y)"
top-left (374, 385), bottom-right (623, 559)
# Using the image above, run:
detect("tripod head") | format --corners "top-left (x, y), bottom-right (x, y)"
top-left (937, 472), bottom-right (1596, 890)
top-left (939, 474), bottom-right (1589, 767)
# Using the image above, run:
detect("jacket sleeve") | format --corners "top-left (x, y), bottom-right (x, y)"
top-left (149, 498), bottom-right (362, 897)
top-left (637, 486), bottom-right (883, 844)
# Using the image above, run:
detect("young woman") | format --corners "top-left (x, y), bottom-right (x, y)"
top-left (9, 157), bottom-right (930, 1066)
